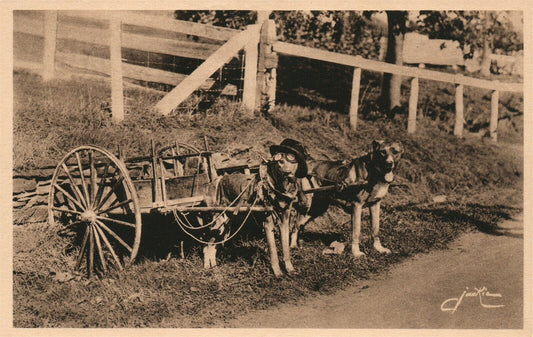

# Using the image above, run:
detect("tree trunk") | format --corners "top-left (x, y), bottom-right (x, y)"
top-left (480, 36), bottom-right (492, 77)
top-left (479, 11), bottom-right (493, 77)
top-left (389, 31), bottom-right (404, 109)
top-left (380, 11), bottom-right (406, 117)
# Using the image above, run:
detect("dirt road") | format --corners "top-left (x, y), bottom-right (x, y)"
top-left (226, 213), bottom-right (525, 329)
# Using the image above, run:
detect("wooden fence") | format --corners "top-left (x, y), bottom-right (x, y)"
top-left (14, 10), bottom-right (523, 142)
top-left (273, 42), bottom-right (523, 141)
top-left (14, 10), bottom-right (248, 120)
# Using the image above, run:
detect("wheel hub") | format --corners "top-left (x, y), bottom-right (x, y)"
top-left (80, 209), bottom-right (97, 223)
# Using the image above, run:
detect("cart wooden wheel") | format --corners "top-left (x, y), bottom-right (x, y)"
top-left (48, 145), bottom-right (142, 277)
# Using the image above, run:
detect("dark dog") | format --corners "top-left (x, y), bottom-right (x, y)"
top-left (204, 139), bottom-right (308, 277)
top-left (292, 140), bottom-right (403, 258)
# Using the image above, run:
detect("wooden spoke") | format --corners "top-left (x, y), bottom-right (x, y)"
top-left (92, 224), bottom-right (108, 273)
top-left (75, 151), bottom-right (91, 205)
top-left (95, 220), bottom-right (133, 252)
top-left (96, 176), bottom-right (125, 210)
top-left (88, 225), bottom-right (94, 278)
top-left (95, 215), bottom-right (136, 228)
top-left (97, 198), bottom-right (133, 215)
top-left (94, 222), bottom-right (123, 270)
top-left (94, 160), bottom-right (111, 210)
top-left (51, 207), bottom-right (83, 216)
top-left (75, 225), bottom-right (91, 270)
top-left (60, 162), bottom-right (87, 208)
top-left (53, 183), bottom-right (85, 211)
top-left (89, 150), bottom-right (98, 206)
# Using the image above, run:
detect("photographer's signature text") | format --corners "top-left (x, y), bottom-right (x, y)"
top-left (441, 286), bottom-right (504, 314)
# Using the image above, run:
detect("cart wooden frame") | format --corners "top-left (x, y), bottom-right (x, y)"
top-left (48, 141), bottom-right (268, 277)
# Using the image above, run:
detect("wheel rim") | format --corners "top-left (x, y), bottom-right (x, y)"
top-left (48, 145), bottom-right (142, 277)
top-left (157, 142), bottom-right (202, 177)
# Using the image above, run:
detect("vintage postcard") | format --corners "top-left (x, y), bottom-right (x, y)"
top-left (3, 1), bottom-right (531, 336)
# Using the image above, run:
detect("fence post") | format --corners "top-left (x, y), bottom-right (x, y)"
top-left (349, 67), bottom-right (361, 130)
top-left (242, 25), bottom-right (260, 112)
top-left (42, 11), bottom-right (58, 81)
top-left (256, 14), bottom-right (277, 113)
top-left (490, 89), bottom-right (499, 142)
top-left (454, 80), bottom-right (464, 137)
top-left (408, 76), bottom-right (419, 133)
top-left (109, 14), bottom-right (125, 122)
top-left (266, 23), bottom-right (278, 112)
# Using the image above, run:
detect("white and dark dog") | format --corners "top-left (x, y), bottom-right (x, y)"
top-left (204, 138), bottom-right (308, 277)
top-left (292, 140), bottom-right (403, 258)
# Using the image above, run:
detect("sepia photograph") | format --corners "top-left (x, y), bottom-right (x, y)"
top-left (5, 3), bottom-right (530, 335)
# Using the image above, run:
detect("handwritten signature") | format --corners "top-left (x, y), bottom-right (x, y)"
top-left (441, 286), bottom-right (505, 314)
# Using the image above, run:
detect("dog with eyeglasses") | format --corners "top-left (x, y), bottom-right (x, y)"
top-left (204, 138), bottom-right (308, 277)
top-left (291, 140), bottom-right (403, 258)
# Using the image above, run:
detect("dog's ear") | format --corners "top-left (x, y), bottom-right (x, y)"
top-left (371, 140), bottom-right (384, 152)
top-left (370, 140), bottom-right (383, 160)
top-left (391, 142), bottom-right (403, 171)
top-left (391, 141), bottom-right (404, 155)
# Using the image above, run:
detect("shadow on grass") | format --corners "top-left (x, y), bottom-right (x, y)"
top-left (300, 231), bottom-right (344, 246)
top-left (136, 213), bottom-right (269, 266)
top-left (392, 202), bottom-right (521, 237)
top-left (294, 202), bottom-right (522, 254)
top-left (134, 202), bottom-right (522, 272)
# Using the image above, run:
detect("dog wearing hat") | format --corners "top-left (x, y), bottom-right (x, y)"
top-left (203, 138), bottom-right (308, 277)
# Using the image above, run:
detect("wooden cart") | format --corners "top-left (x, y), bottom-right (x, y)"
top-left (47, 140), bottom-right (266, 277)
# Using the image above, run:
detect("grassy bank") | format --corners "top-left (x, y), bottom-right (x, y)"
top-left (13, 70), bottom-right (522, 327)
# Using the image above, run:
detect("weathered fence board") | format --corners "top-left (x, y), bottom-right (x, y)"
top-left (408, 76), bottom-right (419, 133)
top-left (119, 12), bottom-right (237, 41)
top-left (56, 52), bottom-right (215, 88)
top-left (490, 90), bottom-right (499, 141)
top-left (110, 15), bottom-right (125, 122)
top-left (42, 11), bottom-right (58, 81)
top-left (454, 83), bottom-right (464, 137)
top-left (15, 14), bottom-right (221, 61)
top-left (57, 11), bottom-right (239, 41)
top-left (242, 25), bottom-right (260, 111)
top-left (349, 67), bottom-right (361, 130)
top-left (122, 34), bottom-right (218, 61)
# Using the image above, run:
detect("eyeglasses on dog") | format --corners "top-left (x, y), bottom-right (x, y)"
top-left (273, 152), bottom-right (297, 163)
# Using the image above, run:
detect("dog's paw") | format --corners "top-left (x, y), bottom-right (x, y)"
top-left (203, 245), bottom-right (217, 268)
top-left (351, 250), bottom-right (366, 259)
top-left (375, 247), bottom-right (392, 254)
top-left (290, 236), bottom-right (299, 249)
top-left (272, 267), bottom-right (283, 278)
top-left (373, 240), bottom-right (392, 254)
top-left (284, 260), bottom-right (295, 274)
